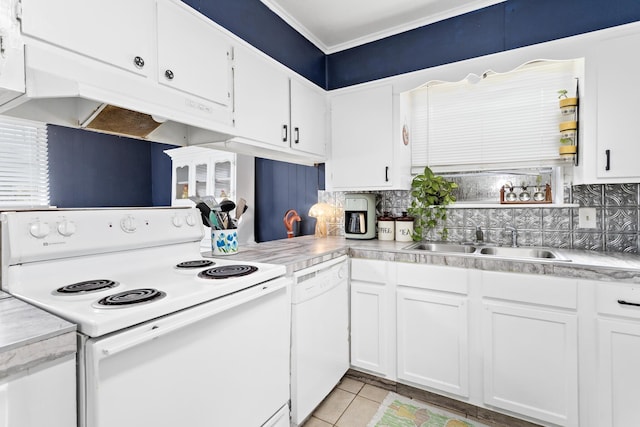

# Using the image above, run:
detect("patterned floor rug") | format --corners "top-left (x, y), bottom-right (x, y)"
top-left (367, 392), bottom-right (490, 427)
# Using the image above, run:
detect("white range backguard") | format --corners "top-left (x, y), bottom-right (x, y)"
top-left (0, 207), bottom-right (291, 427)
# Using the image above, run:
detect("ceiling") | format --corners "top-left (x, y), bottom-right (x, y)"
top-left (260, 0), bottom-right (506, 54)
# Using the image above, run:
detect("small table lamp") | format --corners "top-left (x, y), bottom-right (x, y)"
top-left (308, 203), bottom-right (333, 237)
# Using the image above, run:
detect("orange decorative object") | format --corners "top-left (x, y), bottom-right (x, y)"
top-left (283, 209), bottom-right (301, 238)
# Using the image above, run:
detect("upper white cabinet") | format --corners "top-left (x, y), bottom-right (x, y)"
top-left (593, 33), bottom-right (640, 181)
top-left (233, 46), bottom-right (326, 159)
top-left (156, 1), bottom-right (232, 108)
top-left (290, 79), bottom-right (327, 157)
top-left (20, 0), bottom-right (154, 78)
top-left (329, 85), bottom-right (394, 189)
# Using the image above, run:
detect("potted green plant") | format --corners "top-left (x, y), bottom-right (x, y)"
top-left (407, 166), bottom-right (458, 241)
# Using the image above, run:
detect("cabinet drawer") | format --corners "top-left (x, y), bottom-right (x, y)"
top-left (350, 259), bottom-right (387, 284)
top-left (482, 271), bottom-right (577, 309)
top-left (597, 282), bottom-right (640, 319)
top-left (396, 263), bottom-right (468, 294)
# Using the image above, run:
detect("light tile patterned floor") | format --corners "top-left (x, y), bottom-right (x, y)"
top-left (301, 377), bottom-right (389, 427)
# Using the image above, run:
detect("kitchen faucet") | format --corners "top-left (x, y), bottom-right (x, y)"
top-left (505, 225), bottom-right (518, 247)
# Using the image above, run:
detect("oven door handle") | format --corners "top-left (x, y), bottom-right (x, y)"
top-left (91, 279), bottom-right (288, 360)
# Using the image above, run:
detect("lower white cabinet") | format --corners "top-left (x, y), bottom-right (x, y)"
top-left (481, 271), bottom-right (579, 427)
top-left (595, 282), bottom-right (640, 426)
top-left (0, 356), bottom-right (76, 427)
top-left (396, 263), bottom-right (470, 398)
top-left (482, 303), bottom-right (578, 426)
top-left (397, 288), bottom-right (469, 397)
top-left (350, 259), bottom-right (394, 378)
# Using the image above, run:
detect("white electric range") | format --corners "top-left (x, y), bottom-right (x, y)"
top-left (0, 207), bottom-right (291, 427)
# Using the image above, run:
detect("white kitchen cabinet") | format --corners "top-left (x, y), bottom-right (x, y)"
top-left (0, 357), bottom-right (76, 427)
top-left (595, 282), bottom-right (640, 426)
top-left (165, 146), bottom-right (235, 206)
top-left (156, 1), bottom-right (232, 108)
top-left (329, 85), bottom-right (395, 189)
top-left (593, 33), bottom-right (640, 181)
top-left (481, 271), bottom-right (579, 426)
top-left (395, 263), bottom-right (470, 398)
top-left (233, 46), bottom-right (326, 159)
top-left (290, 78), bottom-right (327, 157)
top-left (350, 259), bottom-right (395, 378)
top-left (20, 0), bottom-right (154, 78)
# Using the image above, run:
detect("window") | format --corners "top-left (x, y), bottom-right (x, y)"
top-left (408, 59), bottom-right (584, 173)
top-left (0, 116), bottom-right (49, 208)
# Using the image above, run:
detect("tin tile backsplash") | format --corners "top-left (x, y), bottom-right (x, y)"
top-left (319, 183), bottom-right (640, 253)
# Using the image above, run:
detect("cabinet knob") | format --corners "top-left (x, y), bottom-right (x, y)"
top-left (165, 69), bottom-right (174, 80)
top-left (133, 56), bottom-right (145, 69)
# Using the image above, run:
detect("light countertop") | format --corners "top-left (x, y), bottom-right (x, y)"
top-left (0, 295), bottom-right (76, 379)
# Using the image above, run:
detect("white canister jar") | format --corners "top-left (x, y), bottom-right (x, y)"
top-left (395, 212), bottom-right (414, 242)
top-left (377, 212), bottom-right (395, 241)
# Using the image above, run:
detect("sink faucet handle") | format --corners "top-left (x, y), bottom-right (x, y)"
top-left (504, 225), bottom-right (518, 247)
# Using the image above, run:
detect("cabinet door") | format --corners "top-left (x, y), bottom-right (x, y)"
top-left (172, 163), bottom-right (191, 206)
top-left (20, 0), bottom-right (154, 77)
top-left (397, 288), bottom-right (469, 397)
top-left (330, 85), bottom-right (393, 189)
top-left (483, 303), bottom-right (579, 426)
top-left (595, 33), bottom-right (640, 179)
top-left (350, 281), bottom-right (390, 376)
top-left (290, 79), bottom-right (326, 157)
top-left (597, 318), bottom-right (640, 426)
top-left (233, 47), bottom-right (290, 148)
top-left (157, 1), bottom-right (232, 108)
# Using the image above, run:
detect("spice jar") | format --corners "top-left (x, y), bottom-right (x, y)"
top-left (395, 212), bottom-right (414, 242)
top-left (377, 212), bottom-right (395, 241)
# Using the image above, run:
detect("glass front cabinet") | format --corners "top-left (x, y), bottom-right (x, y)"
top-left (165, 146), bottom-right (236, 206)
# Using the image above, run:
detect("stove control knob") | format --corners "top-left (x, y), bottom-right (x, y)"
top-left (120, 215), bottom-right (137, 233)
top-left (57, 220), bottom-right (77, 237)
top-left (172, 215), bottom-right (184, 227)
top-left (29, 221), bottom-right (51, 239)
top-left (185, 214), bottom-right (197, 227)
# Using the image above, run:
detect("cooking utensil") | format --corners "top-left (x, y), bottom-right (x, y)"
top-left (236, 198), bottom-right (247, 220)
top-left (219, 200), bottom-right (236, 229)
top-left (195, 202), bottom-right (212, 227)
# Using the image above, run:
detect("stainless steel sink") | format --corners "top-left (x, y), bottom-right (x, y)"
top-left (478, 246), bottom-right (561, 260)
top-left (404, 242), bottom-right (476, 254)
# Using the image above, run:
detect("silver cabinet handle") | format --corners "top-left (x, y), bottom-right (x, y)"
top-left (165, 69), bottom-right (174, 80)
top-left (294, 127), bottom-right (299, 144)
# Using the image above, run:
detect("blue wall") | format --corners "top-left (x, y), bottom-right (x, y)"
top-left (326, 0), bottom-right (640, 88)
top-left (48, 125), bottom-right (176, 208)
top-left (255, 159), bottom-right (324, 242)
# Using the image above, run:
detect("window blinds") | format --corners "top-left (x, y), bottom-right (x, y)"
top-left (410, 59), bottom-right (583, 173)
top-left (0, 116), bottom-right (50, 208)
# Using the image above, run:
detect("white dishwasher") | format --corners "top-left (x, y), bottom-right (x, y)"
top-left (290, 255), bottom-right (349, 426)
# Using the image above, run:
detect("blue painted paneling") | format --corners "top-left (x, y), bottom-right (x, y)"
top-left (184, 0), bottom-right (326, 88)
top-left (255, 158), bottom-right (325, 242)
top-left (48, 126), bottom-right (154, 208)
top-left (150, 142), bottom-right (180, 206)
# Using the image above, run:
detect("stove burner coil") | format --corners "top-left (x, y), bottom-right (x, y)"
top-left (56, 279), bottom-right (119, 294)
top-left (197, 265), bottom-right (258, 280)
top-left (96, 288), bottom-right (166, 306)
top-left (175, 260), bottom-right (215, 269)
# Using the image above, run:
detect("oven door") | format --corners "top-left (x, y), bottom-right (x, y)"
top-left (78, 277), bottom-right (290, 427)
